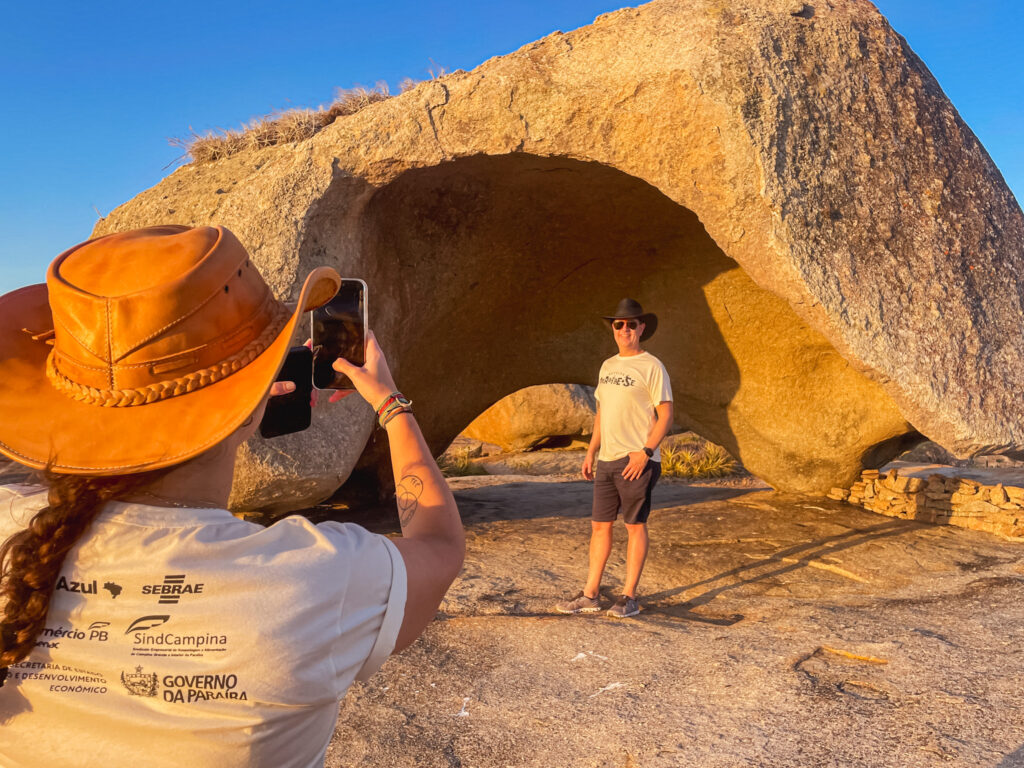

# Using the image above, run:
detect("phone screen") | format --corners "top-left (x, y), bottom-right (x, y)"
top-left (259, 346), bottom-right (313, 438)
top-left (312, 278), bottom-right (366, 390)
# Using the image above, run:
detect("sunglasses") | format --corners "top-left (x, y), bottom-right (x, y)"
top-left (612, 320), bottom-right (640, 330)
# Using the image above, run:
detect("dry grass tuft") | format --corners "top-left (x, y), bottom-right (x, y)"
top-left (171, 62), bottom-right (454, 166)
top-left (171, 63), bottom-right (455, 166)
top-left (170, 82), bottom-right (396, 165)
top-left (319, 84), bottom-right (392, 124)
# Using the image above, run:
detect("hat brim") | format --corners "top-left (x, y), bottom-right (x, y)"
top-left (601, 313), bottom-right (658, 341)
top-left (0, 267), bottom-right (340, 476)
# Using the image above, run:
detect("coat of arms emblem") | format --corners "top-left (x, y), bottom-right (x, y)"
top-left (121, 665), bottom-right (158, 697)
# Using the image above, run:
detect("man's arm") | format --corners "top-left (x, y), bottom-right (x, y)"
top-left (332, 333), bottom-right (465, 654)
top-left (582, 406), bottom-right (601, 481)
top-left (647, 402), bottom-right (674, 452)
top-left (621, 401), bottom-right (674, 480)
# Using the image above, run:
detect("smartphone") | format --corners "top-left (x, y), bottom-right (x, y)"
top-left (312, 278), bottom-right (367, 390)
top-left (259, 346), bottom-right (313, 438)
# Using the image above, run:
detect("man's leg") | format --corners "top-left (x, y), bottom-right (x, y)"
top-left (622, 522), bottom-right (649, 598)
top-left (556, 459), bottom-right (623, 613)
top-left (612, 460), bottom-right (660, 605)
top-left (584, 521), bottom-right (614, 598)
top-left (584, 458), bottom-right (625, 597)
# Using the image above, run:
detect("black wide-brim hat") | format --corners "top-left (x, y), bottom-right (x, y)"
top-left (601, 298), bottom-right (657, 341)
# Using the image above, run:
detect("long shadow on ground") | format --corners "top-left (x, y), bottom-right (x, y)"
top-left (453, 479), bottom-right (753, 524)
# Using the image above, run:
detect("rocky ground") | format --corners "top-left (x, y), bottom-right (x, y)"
top-left (4, 454), bottom-right (1023, 766)
top-left (326, 474), bottom-right (1024, 768)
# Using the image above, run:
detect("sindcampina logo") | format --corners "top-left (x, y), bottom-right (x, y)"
top-left (141, 574), bottom-right (205, 604)
top-left (124, 613), bottom-right (229, 657)
top-left (125, 615), bottom-right (171, 634)
top-left (120, 666), bottom-right (158, 697)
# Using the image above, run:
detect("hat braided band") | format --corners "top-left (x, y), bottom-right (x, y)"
top-left (45, 304), bottom-right (291, 407)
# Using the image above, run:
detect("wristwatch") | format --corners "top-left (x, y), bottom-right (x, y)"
top-left (642, 446), bottom-right (654, 458)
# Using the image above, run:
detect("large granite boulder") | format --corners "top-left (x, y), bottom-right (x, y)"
top-left (227, 394), bottom-right (374, 513)
top-left (464, 384), bottom-right (596, 452)
top-left (95, 0), bottom-right (1024, 507)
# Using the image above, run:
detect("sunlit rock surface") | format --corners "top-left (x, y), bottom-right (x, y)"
top-left (464, 384), bottom-right (596, 452)
top-left (97, 0), bottom-right (1024, 507)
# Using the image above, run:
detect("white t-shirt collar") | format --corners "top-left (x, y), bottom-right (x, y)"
top-left (99, 500), bottom-right (241, 528)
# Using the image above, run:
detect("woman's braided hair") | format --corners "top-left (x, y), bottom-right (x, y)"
top-left (0, 470), bottom-right (166, 672)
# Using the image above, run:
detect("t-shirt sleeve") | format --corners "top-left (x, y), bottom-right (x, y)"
top-left (351, 536), bottom-right (407, 682)
top-left (321, 523), bottom-right (407, 690)
top-left (649, 360), bottom-right (673, 404)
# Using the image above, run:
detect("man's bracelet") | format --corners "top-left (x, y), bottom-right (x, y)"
top-left (642, 446), bottom-right (654, 458)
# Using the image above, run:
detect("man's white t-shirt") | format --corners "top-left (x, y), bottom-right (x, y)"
top-left (0, 484), bottom-right (406, 768)
top-left (595, 351), bottom-right (673, 462)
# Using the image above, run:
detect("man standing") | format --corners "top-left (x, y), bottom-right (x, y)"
top-left (556, 298), bottom-right (674, 618)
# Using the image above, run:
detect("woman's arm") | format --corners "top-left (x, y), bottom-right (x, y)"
top-left (331, 332), bottom-right (465, 653)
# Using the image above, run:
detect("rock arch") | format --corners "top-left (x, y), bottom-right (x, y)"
top-left (347, 152), bottom-right (911, 493)
top-left (96, 0), bottom-right (1024, 508)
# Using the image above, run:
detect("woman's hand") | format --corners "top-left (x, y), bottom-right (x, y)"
top-left (329, 331), bottom-right (399, 407)
top-left (268, 381), bottom-right (296, 398)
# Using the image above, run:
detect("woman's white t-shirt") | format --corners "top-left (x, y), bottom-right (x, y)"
top-left (0, 484), bottom-right (406, 768)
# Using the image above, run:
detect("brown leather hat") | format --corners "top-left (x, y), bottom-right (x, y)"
top-left (0, 225), bottom-right (340, 475)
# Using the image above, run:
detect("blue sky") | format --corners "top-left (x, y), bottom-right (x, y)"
top-left (1, 1), bottom-right (1020, 294)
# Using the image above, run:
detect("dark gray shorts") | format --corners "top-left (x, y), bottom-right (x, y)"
top-left (591, 457), bottom-right (662, 524)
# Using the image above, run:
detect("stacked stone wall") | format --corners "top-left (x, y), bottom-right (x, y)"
top-left (829, 469), bottom-right (1024, 540)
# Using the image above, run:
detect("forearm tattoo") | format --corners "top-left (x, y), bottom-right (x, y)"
top-left (396, 474), bottom-right (424, 527)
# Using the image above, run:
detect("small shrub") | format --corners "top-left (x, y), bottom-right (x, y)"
top-left (661, 441), bottom-right (737, 479)
top-left (693, 442), bottom-right (737, 477)
top-left (438, 448), bottom-right (488, 477)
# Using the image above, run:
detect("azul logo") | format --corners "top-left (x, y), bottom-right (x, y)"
top-left (126, 615), bottom-right (171, 634)
top-left (120, 666), bottom-right (158, 697)
top-left (142, 574), bottom-right (205, 604)
top-left (55, 577), bottom-right (97, 595)
top-left (54, 577), bottom-right (122, 598)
